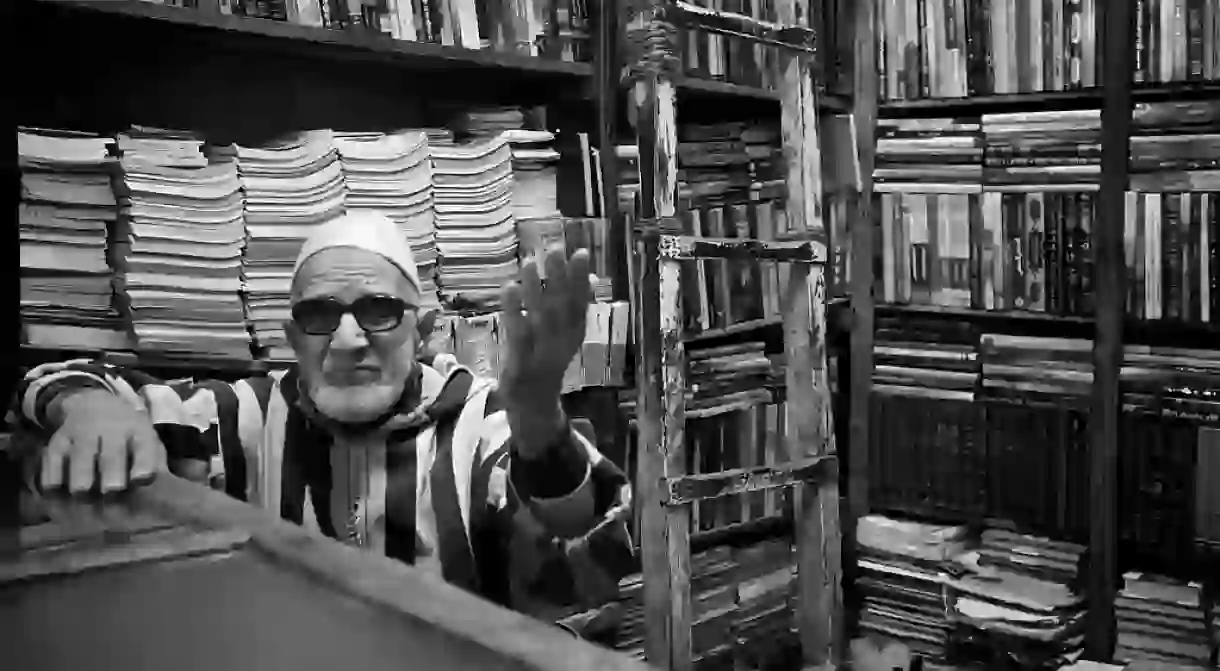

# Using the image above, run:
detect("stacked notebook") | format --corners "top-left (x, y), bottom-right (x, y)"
top-left (333, 130), bottom-right (441, 315)
top-left (116, 128), bottom-right (250, 359)
top-left (430, 136), bottom-right (519, 311)
top-left (981, 110), bottom-right (1102, 190)
top-left (855, 514), bottom-right (969, 662)
top-left (504, 129), bottom-right (561, 220)
top-left (948, 530), bottom-right (1087, 668)
top-left (1129, 99), bottom-right (1220, 192)
top-left (1114, 572), bottom-right (1211, 667)
top-left (17, 129), bottom-right (128, 351)
top-left (451, 106), bottom-right (526, 142)
top-left (226, 130), bottom-right (347, 360)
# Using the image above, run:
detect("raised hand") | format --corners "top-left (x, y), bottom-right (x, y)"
top-left (498, 247), bottom-right (592, 456)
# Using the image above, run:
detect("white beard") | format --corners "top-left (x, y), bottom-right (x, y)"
top-left (310, 382), bottom-right (401, 424)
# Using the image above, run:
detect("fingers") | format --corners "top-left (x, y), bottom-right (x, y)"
top-left (67, 434), bottom-right (102, 496)
top-left (98, 430), bottom-right (129, 495)
top-left (40, 430), bottom-right (73, 491)
top-left (499, 280), bottom-right (530, 362)
top-left (564, 249), bottom-right (593, 316)
top-left (128, 423), bottom-right (164, 485)
top-left (519, 256), bottom-right (545, 316)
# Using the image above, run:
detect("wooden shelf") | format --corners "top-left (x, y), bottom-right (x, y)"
top-left (32, 0), bottom-right (592, 78)
top-left (877, 81), bottom-right (1220, 118)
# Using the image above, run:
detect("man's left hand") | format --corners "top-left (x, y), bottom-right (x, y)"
top-left (499, 247), bottom-right (592, 458)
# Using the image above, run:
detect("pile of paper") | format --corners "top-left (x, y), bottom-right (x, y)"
top-left (422, 128), bottom-right (456, 147)
top-left (451, 106), bottom-right (525, 142)
top-left (334, 130), bottom-right (441, 315)
top-left (1115, 572), bottom-right (1211, 667)
top-left (504, 129), bottom-right (560, 220)
top-left (948, 533), bottom-right (1086, 668)
top-left (17, 129), bottom-right (128, 351)
top-left (115, 128), bottom-right (250, 358)
top-left (855, 514), bottom-right (968, 662)
top-left (226, 130), bottom-right (346, 360)
top-left (430, 136), bottom-right (519, 311)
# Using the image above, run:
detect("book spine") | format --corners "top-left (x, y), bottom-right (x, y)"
top-left (1163, 192), bottom-right (1184, 321)
top-left (1063, 193), bottom-right (1081, 315)
top-left (1044, 191), bottom-right (1064, 314)
top-left (1078, 191), bottom-right (1094, 315)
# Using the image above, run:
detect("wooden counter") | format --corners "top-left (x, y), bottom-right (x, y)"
top-left (1, 475), bottom-right (654, 671)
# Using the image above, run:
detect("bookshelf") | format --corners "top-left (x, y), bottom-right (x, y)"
top-left (854, 0), bottom-right (1220, 666)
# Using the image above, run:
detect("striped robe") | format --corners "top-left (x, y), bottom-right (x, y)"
top-left (11, 355), bottom-right (636, 617)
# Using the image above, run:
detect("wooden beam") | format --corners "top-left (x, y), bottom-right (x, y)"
top-left (663, 455), bottom-right (839, 506)
top-left (775, 0), bottom-right (843, 665)
top-left (657, 235), bottom-right (827, 262)
top-left (1087, 0), bottom-right (1135, 661)
top-left (660, 0), bottom-right (818, 52)
top-left (846, 0), bottom-right (877, 576)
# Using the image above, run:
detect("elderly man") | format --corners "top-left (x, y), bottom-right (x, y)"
top-left (12, 211), bottom-right (635, 626)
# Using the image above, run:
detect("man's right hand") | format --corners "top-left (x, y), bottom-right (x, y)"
top-left (42, 389), bottom-right (166, 495)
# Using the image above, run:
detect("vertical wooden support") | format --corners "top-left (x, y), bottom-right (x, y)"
top-left (631, 9), bottom-right (685, 665)
top-left (1087, 0), bottom-right (1134, 661)
top-left (593, 0), bottom-right (627, 302)
top-left (775, 0), bottom-right (843, 666)
top-left (846, 0), bottom-right (877, 530)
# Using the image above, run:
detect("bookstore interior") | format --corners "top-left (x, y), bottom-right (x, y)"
top-left (8, 0), bottom-right (1220, 669)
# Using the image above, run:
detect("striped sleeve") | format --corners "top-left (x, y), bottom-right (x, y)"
top-left (12, 358), bottom-right (276, 500)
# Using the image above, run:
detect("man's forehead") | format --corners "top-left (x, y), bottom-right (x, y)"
top-left (292, 247), bottom-right (417, 300)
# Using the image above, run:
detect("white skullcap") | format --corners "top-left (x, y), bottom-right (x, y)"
top-left (292, 211), bottom-right (421, 292)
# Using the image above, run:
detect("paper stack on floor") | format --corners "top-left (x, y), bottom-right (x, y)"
top-left (948, 532), bottom-right (1086, 669)
top-left (115, 128), bottom-right (250, 359)
top-left (17, 129), bottom-right (129, 351)
top-left (226, 130), bottom-right (346, 360)
top-left (430, 136), bottom-right (519, 311)
top-left (855, 514), bottom-right (968, 662)
top-left (1114, 572), bottom-right (1211, 667)
top-left (334, 130), bottom-right (441, 315)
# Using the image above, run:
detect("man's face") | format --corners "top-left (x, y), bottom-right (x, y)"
top-left (286, 247), bottom-right (420, 424)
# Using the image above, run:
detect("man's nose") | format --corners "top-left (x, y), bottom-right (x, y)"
top-left (330, 313), bottom-right (368, 350)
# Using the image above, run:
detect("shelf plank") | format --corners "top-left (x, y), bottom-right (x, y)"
top-left (877, 81), bottom-right (1220, 117)
top-left (34, 0), bottom-right (592, 78)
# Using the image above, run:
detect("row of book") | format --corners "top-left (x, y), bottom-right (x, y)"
top-left (426, 300), bottom-right (630, 393)
top-left (873, 189), bottom-right (1219, 323)
top-left (167, 0), bottom-right (591, 62)
top-left (17, 121), bottom-right (618, 361)
top-left (876, 101), bottom-right (1220, 193)
top-left (877, 0), bottom-right (1220, 101)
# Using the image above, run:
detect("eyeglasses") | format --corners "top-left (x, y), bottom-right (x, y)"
top-left (291, 294), bottom-right (413, 335)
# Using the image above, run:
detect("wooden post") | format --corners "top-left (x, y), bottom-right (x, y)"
top-left (630, 4), bottom-right (685, 666)
top-left (845, 0), bottom-right (877, 548)
top-left (774, 0), bottom-right (843, 665)
top-left (1087, 0), bottom-right (1134, 661)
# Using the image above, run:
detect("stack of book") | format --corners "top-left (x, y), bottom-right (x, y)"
top-left (686, 342), bottom-right (779, 419)
top-left (504, 129), bottom-right (561, 220)
top-left (978, 333), bottom-right (1093, 405)
top-left (17, 129), bottom-right (128, 351)
top-left (948, 550), bottom-right (1086, 670)
top-left (974, 528), bottom-right (1085, 588)
top-left (428, 301), bottom-right (630, 390)
top-left (855, 514), bottom-right (968, 663)
top-left (430, 136), bottom-right (519, 311)
top-left (451, 106), bottom-right (526, 142)
top-left (333, 130), bottom-right (441, 315)
top-left (1122, 345), bottom-right (1220, 423)
top-left (1114, 572), bottom-right (1211, 667)
top-left (1130, 100), bottom-right (1220, 193)
top-left (1132, 1), bottom-right (1220, 84)
top-left (423, 128), bottom-right (456, 147)
top-left (116, 128), bottom-right (250, 359)
top-left (227, 130), bottom-right (347, 360)
top-left (611, 540), bottom-right (796, 669)
top-left (873, 337), bottom-right (978, 401)
top-left (874, 117), bottom-right (983, 194)
top-left (981, 110), bottom-right (1102, 191)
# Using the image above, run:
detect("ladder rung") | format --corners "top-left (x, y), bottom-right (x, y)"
top-left (661, 0), bottom-right (818, 53)
top-left (659, 234), bottom-right (827, 263)
top-left (663, 455), bottom-right (837, 506)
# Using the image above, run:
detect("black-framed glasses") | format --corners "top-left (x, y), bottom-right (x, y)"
top-left (291, 294), bottom-right (413, 335)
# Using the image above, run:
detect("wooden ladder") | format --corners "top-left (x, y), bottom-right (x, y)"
top-left (626, 1), bottom-right (844, 669)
